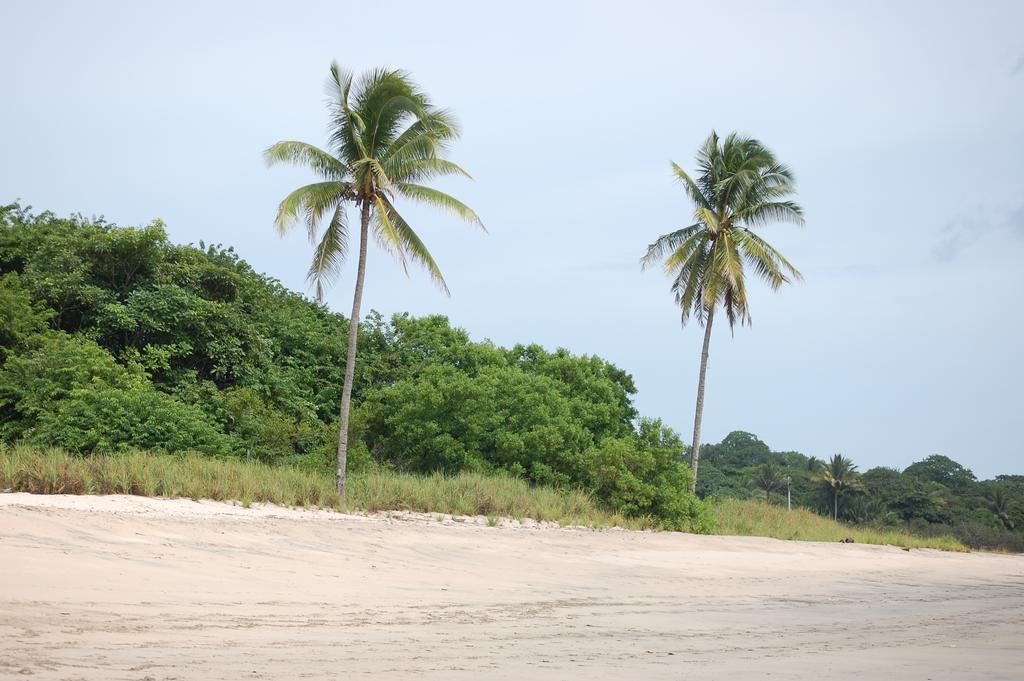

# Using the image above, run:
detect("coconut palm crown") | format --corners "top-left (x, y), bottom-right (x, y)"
top-left (265, 63), bottom-right (483, 492)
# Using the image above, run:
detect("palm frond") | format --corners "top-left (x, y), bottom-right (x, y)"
top-left (640, 223), bottom-right (702, 269)
top-left (670, 163), bottom-right (711, 210)
top-left (271, 181), bottom-right (351, 240)
top-left (263, 141), bottom-right (348, 180)
top-left (380, 111), bottom-right (459, 165)
top-left (388, 158), bottom-right (472, 184)
top-left (307, 204), bottom-right (349, 301)
top-left (662, 232), bottom-right (707, 273)
top-left (671, 236), bottom-right (711, 326)
top-left (696, 207), bottom-right (722, 234)
top-left (396, 183), bottom-right (485, 231)
top-left (377, 195), bottom-right (450, 295)
top-left (325, 62), bottom-right (367, 164)
top-left (740, 200), bottom-right (805, 227)
top-left (736, 229), bottom-right (802, 289)
top-left (371, 195), bottom-right (409, 274)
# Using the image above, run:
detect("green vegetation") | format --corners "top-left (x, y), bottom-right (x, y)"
top-left (0, 203), bottom-right (707, 532)
top-left (0, 446), bottom-right (648, 528)
top-left (265, 63), bottom-right (483, 493)
top-left (1, 445), bottom-right (970, 550)
top-left (642, 132), bottom-right (804, 492)
top-left (1, 202), bottom-right (1019, 550)
top-left (710, 498), bottom-right (966, 551)
top-left (698, 431), bottom-right (1024, 552)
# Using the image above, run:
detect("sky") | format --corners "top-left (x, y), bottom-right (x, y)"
top-left (3, 1), bottom-right (1022, 478)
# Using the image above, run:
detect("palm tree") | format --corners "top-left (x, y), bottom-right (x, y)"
top-left (266, 63), bottom-right (483, 493)
top-left (816, 454), bottom-right (862, 520)
top-left (806, 455), bottom-right (821, 472)
top-left (988, 487), bottom-right (1016, 530)
top-left (753, 462), bottom-right (783, 503)
top-left (642, 132), bottom-right (804, 493)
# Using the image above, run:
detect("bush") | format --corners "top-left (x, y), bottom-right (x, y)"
top-left (360, 364), bottom-right (591, 478)
top-left (31, 383), bottom-right (236, 456)
top-left (582, 420), bottom-right (711, 531)
top-left (0, 332), bottom-right (234, 455)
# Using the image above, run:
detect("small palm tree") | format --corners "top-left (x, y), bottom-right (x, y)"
top-left (817, 454), bottom-right (862, 520)
top-left (989, 488), bottom-right (1016, 530)
top-left (753, 462), bottom-right (783, 503)
top-left (642, 132), bottom-right (804, 493)
top-left (842, 495), bottom-right (884, 525)
top-left (266, 63), bottom-right (483, 493)
top-left (806, 455), bottom-right (821, 472)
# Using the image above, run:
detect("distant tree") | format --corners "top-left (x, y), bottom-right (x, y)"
top-left (817, 454), bottom-right (862, 520)
top-left (266, 63), bottom-right (483, 493)
top-left (861, 466), bottom-right (951, 524)
top-left (642, 132), bottom-right (804, 493)
top-left (806, 456), bottom-right (821, 472)
top-left (702, 431), bottom-right (771, 469)
top-left (752, 462), bottom-right (784, 503)
top-left (904, 455), bottom-right (977, 494)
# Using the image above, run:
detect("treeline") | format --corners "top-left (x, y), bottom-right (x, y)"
top-left (3, 205), bottom-right (1020, 547)
top-left (698, 431), bottom-right (1024, 551)
top-left (0, 204), bottom-right (708, 530)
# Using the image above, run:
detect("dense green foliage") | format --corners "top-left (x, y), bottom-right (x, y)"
top-left (0, 204), bottom-right (707, 531)
top-left (2, 204), bottom-right (1019, 547)
top-left (698, 431), bottom-right (1024, 551)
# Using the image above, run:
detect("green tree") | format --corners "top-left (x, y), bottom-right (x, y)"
top-left (817, 454), bottom-right (862, 520)
top-left (265, 64), bottom-right (483, 493)
top-left (642, 132), bottom-right (804, 492)
top-left (701, 431), bottom-right (772, 469)
top-left (904, 455), bottom-right (977, 494)
top-left (752, 462), bottom-right (783, 503)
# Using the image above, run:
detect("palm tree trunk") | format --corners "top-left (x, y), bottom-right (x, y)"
top-left (335, 202), bottom-right (371, 494)
top-left (833, 490), bottom-right (838, 521)
top-left (688, 306), bottom-right (715, 494)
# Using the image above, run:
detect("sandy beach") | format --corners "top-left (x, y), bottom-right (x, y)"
top-left (1, 493), bottom-right (1022, 680)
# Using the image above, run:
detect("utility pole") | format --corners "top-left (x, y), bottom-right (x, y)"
top-left (786, 476), bottom-right (792, 511)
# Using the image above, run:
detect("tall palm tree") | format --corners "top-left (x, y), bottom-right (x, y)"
top-left (266, 63), bottom-right (483, 493)
top-left (642, 132), bottom-right (804, 493)
top-left (816, 454), bottom-right (862, 520)
top-left (753, 462), bottom-right (783, 503)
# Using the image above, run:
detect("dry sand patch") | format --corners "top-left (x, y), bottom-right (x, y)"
top-left (1, 493), bottom-right (1022, 680)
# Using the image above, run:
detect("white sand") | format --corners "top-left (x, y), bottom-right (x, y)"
top-left (1, 493), bottom-right (1022, 680)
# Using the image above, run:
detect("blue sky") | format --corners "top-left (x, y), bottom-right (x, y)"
top-left (3, 1), bottom-right (1022, 477)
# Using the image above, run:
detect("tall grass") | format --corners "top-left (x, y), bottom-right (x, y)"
top-left (711, 498), bottom-right (967, 551)
top-left (0, 446), bottom-right (968, 550)
top-left (0, 446), bottom-right (648, 529)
